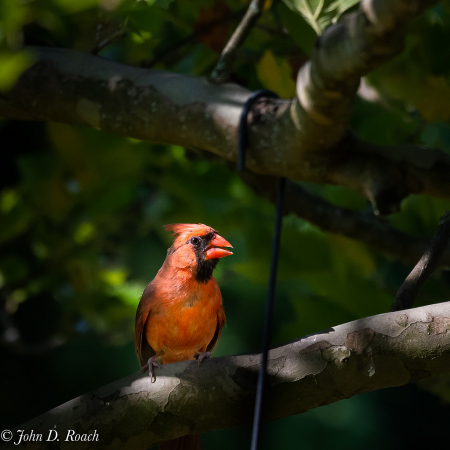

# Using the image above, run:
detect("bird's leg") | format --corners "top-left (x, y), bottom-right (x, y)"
top-left (194, 351), bottom-right (211, 365)
top-left (140, 355), bottom-right (160, 383)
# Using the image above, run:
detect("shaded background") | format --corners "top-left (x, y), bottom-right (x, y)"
top-left (2, 0), bottom-right (450, 448)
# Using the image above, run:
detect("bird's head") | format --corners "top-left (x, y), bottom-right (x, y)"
top-left (164, 223), bottom-right (233, 282)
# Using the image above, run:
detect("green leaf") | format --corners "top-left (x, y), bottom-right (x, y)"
top-left (324, 0), bottom-right (360, 23)
top-left (256, 50), bottom-right (296, 98)
top-left (282, 0), bottom-right (360, 34)
top-left (276, 2), bottom-right (317, 54)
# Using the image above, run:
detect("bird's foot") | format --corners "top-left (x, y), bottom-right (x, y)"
top-left (194, 351), bottom-right (211, 365)
top-left (140, 356), bottom-right (160, 383)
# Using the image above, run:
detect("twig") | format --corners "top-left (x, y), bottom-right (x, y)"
top-left (391, 211), bottom-right (450, 312)
top-left (90, 24), bottom-right (126, 55)
top-left (211, 0), bottom-right (267, 83)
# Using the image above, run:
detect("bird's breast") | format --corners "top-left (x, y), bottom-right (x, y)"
top-left (145, 278), bottom-right (224, 361)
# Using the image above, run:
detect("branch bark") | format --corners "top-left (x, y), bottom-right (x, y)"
top-left (293, 0), bottom-right (438, 156)
top-left (1, 45), bottom-right (450, 209)
top-left (8, 301), bottom-right (450, 449)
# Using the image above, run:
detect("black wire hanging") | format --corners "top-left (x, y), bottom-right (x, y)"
top-left (237, 89), bottom-right (285, 450)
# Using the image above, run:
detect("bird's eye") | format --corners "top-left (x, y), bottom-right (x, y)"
top-left (190, 237), bottom-right (201, 246)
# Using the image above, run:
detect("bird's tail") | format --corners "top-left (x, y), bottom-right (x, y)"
top-left (160, 434), bottom-right (202, 450)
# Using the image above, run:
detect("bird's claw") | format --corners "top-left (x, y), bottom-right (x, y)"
top-left (140, 356), bottom-right (160, 382)
top-left (194, 351), bottom-right (211, 365)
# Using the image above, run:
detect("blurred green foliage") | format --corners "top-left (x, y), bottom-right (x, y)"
top-left (2, 0), bottom-right (450, 449)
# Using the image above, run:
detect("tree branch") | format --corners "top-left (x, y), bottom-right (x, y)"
top-left (10, 301), bottom-right (450, 449)
top-left (391, 211), bottom-right (450, 311)
top-left (240, 170), bottom-right (450, 268)
top-left (1, 45), bottom-right (450, 209)
top-left (292, 0), bottom-right (439, 155)
top-left (329, 134), bottom-right (450, 215)
top-left (0, 0), bottom-right (448, 217)
top-left (90, 23), bottom-right (126, 55)
top-left (210, 0), bottom-right (267, 82)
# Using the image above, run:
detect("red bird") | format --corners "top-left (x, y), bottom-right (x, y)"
top-left (135, 223), bottom-right (233, 450)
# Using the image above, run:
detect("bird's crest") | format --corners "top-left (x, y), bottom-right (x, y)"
top-left (164, 223), bottom-right (215, 240)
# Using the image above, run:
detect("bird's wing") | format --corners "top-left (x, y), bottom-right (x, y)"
top-left (135, 286), bottom-right (156, 367)
top-left (206, 309), bottom-right (226, 353)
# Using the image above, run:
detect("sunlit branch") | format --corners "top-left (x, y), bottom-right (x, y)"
top-left (11, 301), bottom-right (450, 449)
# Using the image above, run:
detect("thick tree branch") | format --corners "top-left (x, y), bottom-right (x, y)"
top-left (9, 301), bottom-right (450, 449)
top-left (1, 46), bottom-right (450, 209)
top-left (0, 0), bottom-right (448, 217)
top-left (240, 170), bottom-right (450, 268)
top-left (329, 134), bottom-right (450, 215)
top-left (293, 0), bottom-right (439, 155)
top-left (0, 47), bottom-right (250, 161)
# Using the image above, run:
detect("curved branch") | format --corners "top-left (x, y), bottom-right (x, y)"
top-left (240, 170), bottom-right (450, 268)
top-left (328, 134), bottom-right (450, 215)
top-left (10, 301), bottom-right (450, 449)
top-left (292, 0), bottom-right (439, 155)
top-left (1, 46), bottom-right (450, 201)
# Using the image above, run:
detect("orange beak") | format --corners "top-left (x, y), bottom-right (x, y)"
top-left (205, 234), bottom-right (233, 260)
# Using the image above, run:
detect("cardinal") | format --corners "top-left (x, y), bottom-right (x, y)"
top-left (135, 223), bottom-right (233, 450)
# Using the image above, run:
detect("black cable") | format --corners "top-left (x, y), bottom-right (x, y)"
top-left (238, 89), bottom-right (279, 172)
top-left (250, 175), bottom-right (285, 450)
top-left (238, 89), bottom-right (285, 450)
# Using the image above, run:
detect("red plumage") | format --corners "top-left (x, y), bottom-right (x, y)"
top-left (135, 223), bottom-right (232, 450)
